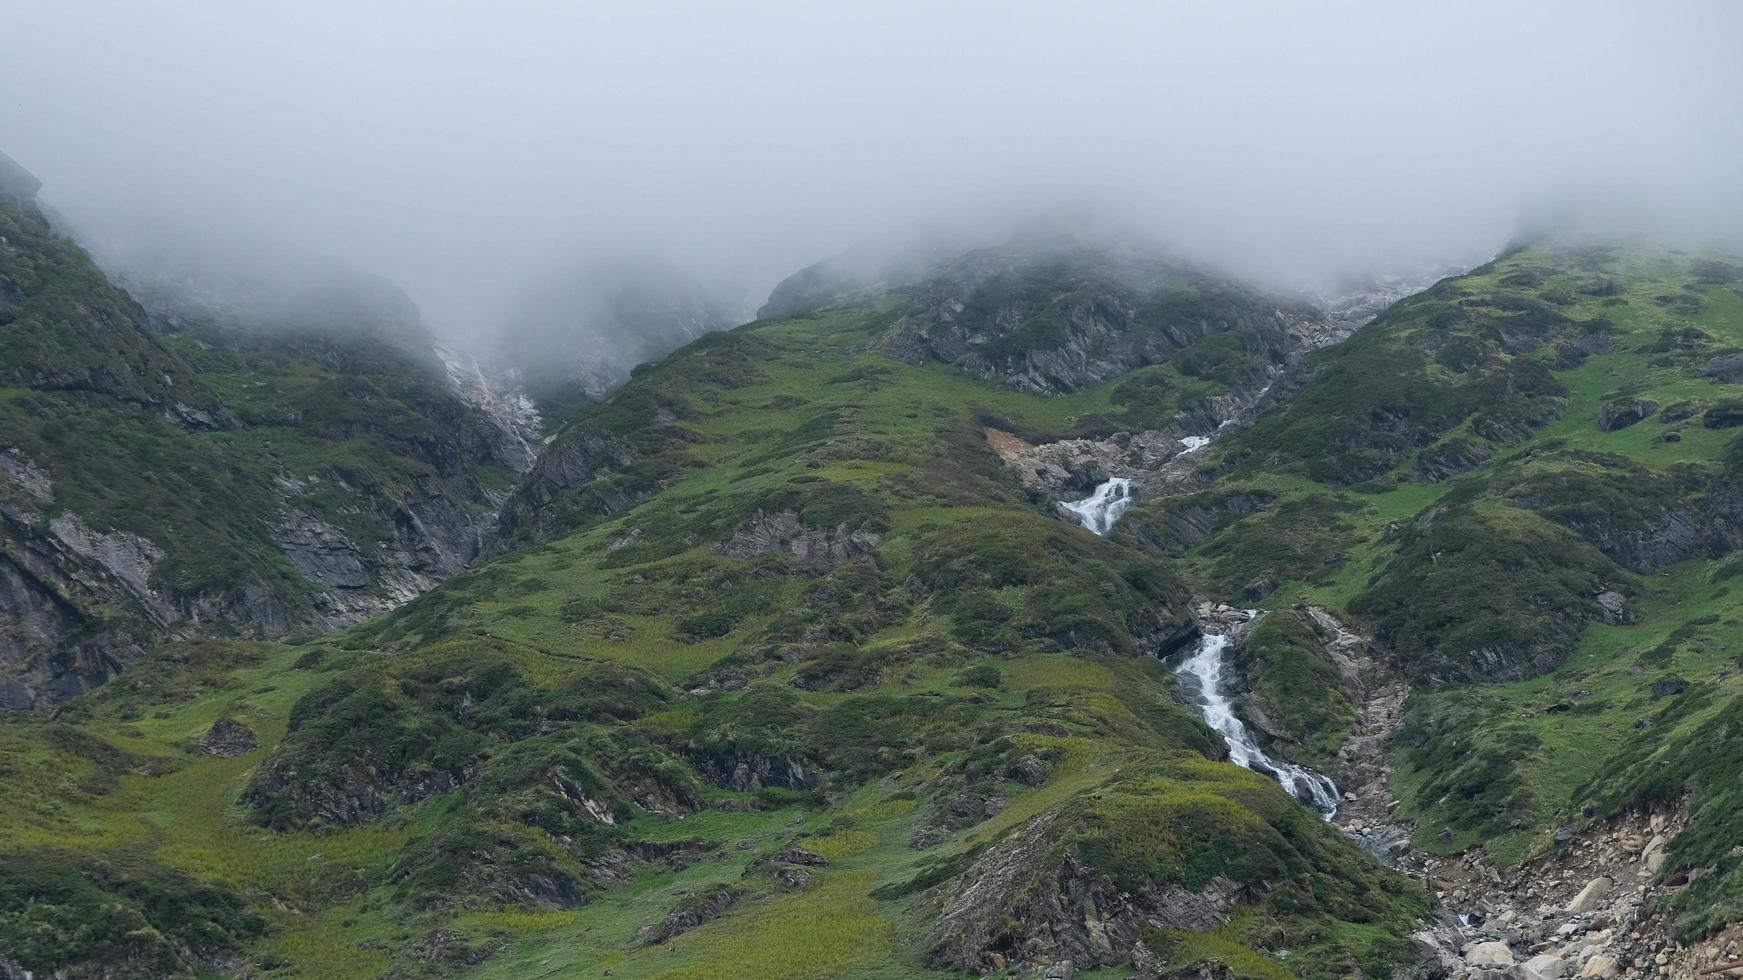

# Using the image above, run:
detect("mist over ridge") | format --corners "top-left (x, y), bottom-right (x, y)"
top-left (4, 0), bottom-right (1740, 355)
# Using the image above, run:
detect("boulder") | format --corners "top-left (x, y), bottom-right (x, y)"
top-left (1576, 953), bottom-right (1619, 978)
top-left (1641, 833), bottom-right (1668, 874)
top-left (1566, 876), bottom-right (1611, 913)
top-left (1464, 940), bottom-right (1514, 968)
top-left (1520, 951), bottom-right (1569, 980)
top-left (1596, 399), bottom-right (1657, 432)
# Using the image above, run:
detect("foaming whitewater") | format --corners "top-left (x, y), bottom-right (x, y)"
top-left (1174, 632), bottom-right (1341, 817)
top-left (1061, 477), bottom-right (1132, 535)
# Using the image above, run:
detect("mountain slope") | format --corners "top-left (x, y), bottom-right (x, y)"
top-left (0, 164), bottom-right (521, 708)
top-left (10, 229), bottom-right (1743, 979)
top-left (0, 241), bottom-right (1431, 979)
top-left (1117, 241), bottom-right (1743, 959)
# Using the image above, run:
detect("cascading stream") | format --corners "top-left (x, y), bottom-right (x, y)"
top-left (1061, 436), bottom-right (1209, 536)
top-left (1056, 431), bottom-right (1338, 817)
top-left (1174, 632), bottom-right (1341, 817)
top-left (1059, 477), bottom-right (1132, 535)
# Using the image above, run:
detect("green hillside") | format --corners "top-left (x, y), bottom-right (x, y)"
top-left (5, 234), bottom-right (1743, 978)
top-left (0, 190), bottom-right (519, 709)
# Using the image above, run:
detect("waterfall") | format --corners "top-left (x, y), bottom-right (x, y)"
top-left (1174, 632), bottom-right (1341, 817)
top-left (1060, 477), bottom-right (1132, 535)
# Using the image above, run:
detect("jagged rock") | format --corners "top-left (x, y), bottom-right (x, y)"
top-left (1520, 952), bottom-right (1569, 979)
top-left (714, 509), bottom-right (881, 574)
top-left (691, 751), bottom-right (819, 792)
top-left (1594, 591), bottom-right (1629, 624)
top-left (1576, 952), bottom-right (1620, 978)
top-left (1596, 399), bottom-right (1657, 432)
top-left (1640, 834), bottom-right (1667, 874)
top-left (638, 884), bottom-right (741, 946)
top-left (1566, 876), bottom-right (1612, 913)
top-left (1007, 755), bottom-right (1051, 787)
top-left (276, 512), bottom-right (372, 589)
top-left (1464, 940), bottom-right (1514, 967)
top-left (196, 717), bottom-right (259, 757)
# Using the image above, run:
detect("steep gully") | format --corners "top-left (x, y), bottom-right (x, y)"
top-left (1056, 440), bottom-right (1739, 979)
top-left (1062, 433), bottom-right (1343, 818)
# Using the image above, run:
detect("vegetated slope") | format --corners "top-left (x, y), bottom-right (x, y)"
top-left (0, 166), bottom-right (521, 709)
top-left (1118, 241), bottom-right (1743, 942)
top-left (0, 242), bottom-right (1431, 979)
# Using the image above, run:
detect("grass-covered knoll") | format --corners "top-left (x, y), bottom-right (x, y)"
top-left (1233, 611), bottom-right (1358, 766)
top-left (1, 277), bottom-right (1422, 977)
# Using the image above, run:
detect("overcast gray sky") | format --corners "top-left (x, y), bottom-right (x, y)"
top-left (4, 1), bottom-right (1741, 333)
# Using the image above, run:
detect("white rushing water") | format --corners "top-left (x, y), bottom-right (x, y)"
top-left (1179, 435), bottom-right (1211, 453)
top-left (1174, 632), bottom-right (1341, 817)
top-left (1060, 477), bottom-right (1132, 535)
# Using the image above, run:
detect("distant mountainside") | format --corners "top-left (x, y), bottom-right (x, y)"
top-left (6, 175), bottom-right (1743, 980)
top-left (493, 256), bottom-right (739, 418)
top-left (0, 155), bottom-right (520, 709)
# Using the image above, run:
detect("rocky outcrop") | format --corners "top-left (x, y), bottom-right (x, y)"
top-left (195, 717), bottom-right (259, 757)
top-left (245, 757), bottom-right (471, 830)
top-left (982, 427), bottom-right (1207, 496)
top-left (713, 509), bottom-right (881, 573)
top-left (637, 884), bottom-right (742, 946)
top-left (922, 810), bottom-right (1245, 973)
top-left (1596, 399), bottom-right (1658, 432)
top-left (689, 750), bottom-right (820, 793)
top-left (0, 497), bottom-right (161, 709)
top-left (495, 431), bottom-right (652, 543)
top-left (870, 239), bottom-right (1319, 396)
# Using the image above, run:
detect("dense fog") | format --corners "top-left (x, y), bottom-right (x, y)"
top-left (4, 1), bottom-right (1740, 344)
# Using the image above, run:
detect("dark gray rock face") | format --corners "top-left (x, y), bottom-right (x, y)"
top-left (714, 509), bottom-right (881, 573)
top-left (0, 498), bottom-right (158, 709)
top-left (1596, 399), bottom-right (1658, 431)
top-left (1699, 352), bottom-right (1743, 384)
